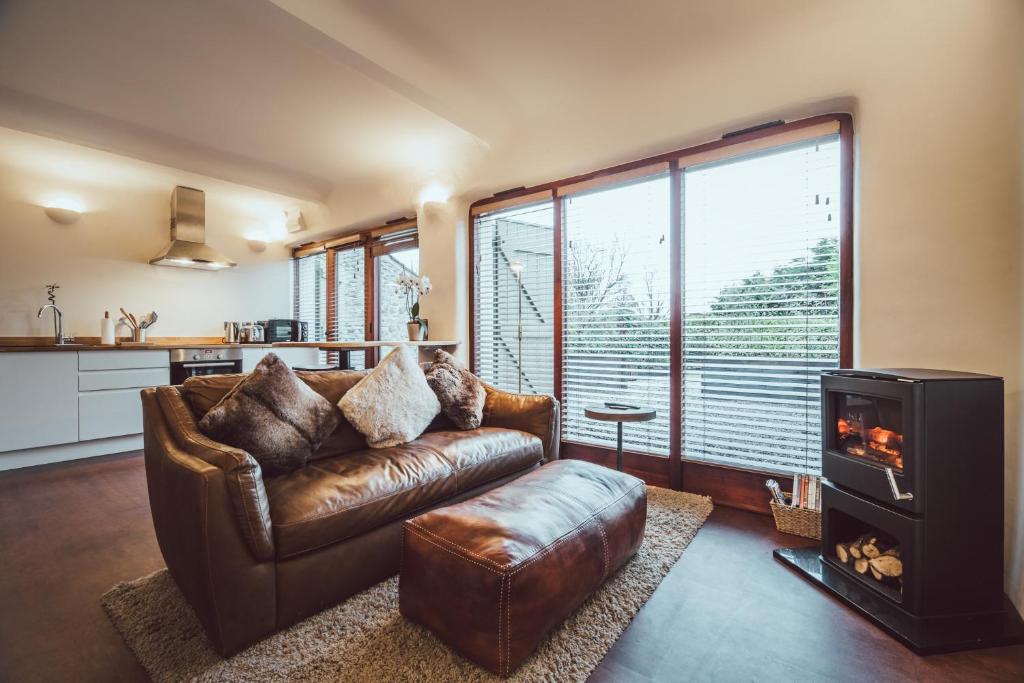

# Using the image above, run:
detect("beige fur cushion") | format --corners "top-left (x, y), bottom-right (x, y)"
top-left (198, 353), bottom-right (340, 475)
top-left (425, 349), bottom-right (486, 430)
top-left (339, 346), bottom-right (440, 448)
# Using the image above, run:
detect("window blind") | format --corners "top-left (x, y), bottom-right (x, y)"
top-left (292, 252), bottom-right (327, 345)
top-left (562, 174), bottom-right (671, 454)
top-left (473, 200), bottom-right (555, 395)
top-left (334, 246), bottom-right (366, 370)
top-left (681, 136), bottom-right (841, 474)
top-left (370, 225), bottom-right (418, 257)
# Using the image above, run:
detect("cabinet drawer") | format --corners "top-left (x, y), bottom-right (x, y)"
top-left (79, 350), bottom-right (169, 371)
top-left (79, 389), bottom-right (144, 441)
top-left (79, 367), bottom-right (169, 392)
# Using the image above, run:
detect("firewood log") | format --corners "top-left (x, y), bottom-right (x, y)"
top-left (854, 558), bottom-right (869, 574)
top-left (869, 553), bottom-right (903, 578)
top-left (835, 543), bottom-right (850, 564)
top-left (848, 534), bottom-right (874, 559)
top-left (862, 539), bottom-right (882, 559)
top-left (869, 565), bottom-right (883, 581)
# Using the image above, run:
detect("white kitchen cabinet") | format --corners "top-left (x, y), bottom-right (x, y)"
top-left (78, 351), bottom-right (169, 442)
top-left (0, 352), bottom-right (79, 452)
top-left (78, 367), bottom-right (169, 392)
top-left (241, 347), bottom-right (320, 372)
top-left (78, 389), bottom-right (147, 441)
top-left (79, 350), bottom-right (169, 371)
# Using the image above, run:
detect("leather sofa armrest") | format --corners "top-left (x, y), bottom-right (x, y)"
top-left (142, 388), bottom-right (276, 656)
top-left (151, 386), bottom-right (275, 562)
top-left (481, 384), bottom-right (560, 461)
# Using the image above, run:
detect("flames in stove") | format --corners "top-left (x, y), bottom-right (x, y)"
top-left (837, 415), bottom-right (904, 470)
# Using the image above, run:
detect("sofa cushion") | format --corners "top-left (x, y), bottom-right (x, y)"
top-left (198, 354), bottom-right (340, 476)
top-left (184, 369), bottom-right (369, 460)
top-left (425, 349), bottom-right (486, 430)
top-left (264, 427), bottom-right (544, 559)
top-left (414, 428), bottom-right (543, 492)
top-left (340, 346), bottom-right (440, 448)
top-left (266, 442), bottom-right (457, 559)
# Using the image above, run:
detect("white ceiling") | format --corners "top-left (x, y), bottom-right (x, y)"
top-left (0, 0), bottom-right (873, 238)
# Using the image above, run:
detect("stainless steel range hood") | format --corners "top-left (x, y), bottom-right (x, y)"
top-left (150, 186), bottom-right (237, 270)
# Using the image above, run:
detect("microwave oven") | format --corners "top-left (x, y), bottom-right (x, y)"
top-left (259, 319), bottom-right (308, 343)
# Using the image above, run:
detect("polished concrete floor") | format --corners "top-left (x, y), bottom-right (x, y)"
top-left (1, 452), bottom-right (1022, 682)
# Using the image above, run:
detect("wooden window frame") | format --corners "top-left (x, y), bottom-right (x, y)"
top-left (467, 113), bottom-right (854, 512)
top-left (291, 220), bottom-right (419, 367)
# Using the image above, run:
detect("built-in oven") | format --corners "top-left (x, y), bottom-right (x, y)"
top-left (170, 348), bottom-right (243, 384)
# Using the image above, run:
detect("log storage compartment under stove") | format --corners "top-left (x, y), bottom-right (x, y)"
top-left (774, 369), bottom-right (1024, 654)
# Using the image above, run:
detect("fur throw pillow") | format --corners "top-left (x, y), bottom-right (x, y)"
top-left (425, 349), bottom-right (486, 430)
top-left (198, 353), bottom-right (340, 476)
top-left (339, 346), bottom-right (440, 448)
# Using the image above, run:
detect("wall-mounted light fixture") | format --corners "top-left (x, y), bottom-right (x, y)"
top-left (247, 238), bottom-right (268, 253)
top-left (44, 206), bottom-right (82, 224)
top-left (417, 181), bottom-right (452, 206)
top-left (42, 196), bottom-right (84, 224)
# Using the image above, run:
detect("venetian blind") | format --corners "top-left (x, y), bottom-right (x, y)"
top-left (473, 200), bottom-right (555, 395)
top-left (562, 174), bottom-right (671, 454)
top-left (681, 135), bottom-right (841, 474)
top-left (334, 246), bottom-right (365, 370)
top-left (293, 250), bottom-right (327, 344)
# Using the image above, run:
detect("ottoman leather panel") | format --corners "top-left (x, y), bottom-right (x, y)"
top-left (399, 459), bottom-right (646, 676)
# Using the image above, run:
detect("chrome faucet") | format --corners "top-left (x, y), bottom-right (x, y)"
top-left (37, 284), bottom-right (72, 345)
top-left (37, 303), bottom-right (69, 345)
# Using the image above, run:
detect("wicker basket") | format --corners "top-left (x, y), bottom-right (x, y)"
top-left (770, 497), bottom-right (822, 540)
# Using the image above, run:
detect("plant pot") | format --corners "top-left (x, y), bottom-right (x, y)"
top-left (407, 321), bottom-right (424, 341)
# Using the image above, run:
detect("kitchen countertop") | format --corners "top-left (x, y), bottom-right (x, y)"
top-left (0, 340), bottom-right (459, 352)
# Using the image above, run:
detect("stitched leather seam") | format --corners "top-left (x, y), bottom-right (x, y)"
top-left (509, 481), bottom-right (644, 576)
top-left (497, 572), bottom-right (504, 675)
top-left (404, 526), bottom-right (502, 575)
top-left (404, 522), bottom-right (506, 570)
top-left (506, 573), bottom-right (512, 676)
top-left (273, 472), bottom-right (453, 528)
top-left (596, 519), bottom-right (610, 579)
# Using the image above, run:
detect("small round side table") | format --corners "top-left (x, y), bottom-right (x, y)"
top-left (583, 405), bottom-right (657, 472)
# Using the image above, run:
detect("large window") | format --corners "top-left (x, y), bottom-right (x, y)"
top-left (470, 116), bottom-right (850, 477)
top-left (293, 251), bottom-right (326, 343)
top-left (376, 246), bottom-right (420, 349)
top-left (334, 246), bottom-right (365, 370)
top-left (681, 138), bottom-right (841, 473)
top-left (473, 200), bottom-right (555, 395)
top-left (562, 175), bottom-right (671, 454)
top-left (292, 222), bottom-right (419, 368)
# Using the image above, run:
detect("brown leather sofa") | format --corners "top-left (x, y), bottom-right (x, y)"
top-left (142, 369), bottom-right (559, 656)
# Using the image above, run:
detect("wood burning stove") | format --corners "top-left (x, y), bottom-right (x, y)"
top-left (775, 369), bottom-right (1024, 653)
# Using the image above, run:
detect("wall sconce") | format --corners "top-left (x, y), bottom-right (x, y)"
top-left (44, 206), bottom-right (82, 224)
top-left (417, 182), bottom-right (452, 207)
top-left (247, 238), bottom-right (268, 253)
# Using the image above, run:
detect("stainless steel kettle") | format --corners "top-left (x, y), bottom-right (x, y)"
top-left (224, 321), bottom-right (240, 343)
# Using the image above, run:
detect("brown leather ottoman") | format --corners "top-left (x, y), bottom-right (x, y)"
top-left (399, 459), bottom-right (646, 676)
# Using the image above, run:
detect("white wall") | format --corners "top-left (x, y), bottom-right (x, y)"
top-left (417, 198), bottom-right (470, 363)
top-left (0, 127), bottom-right (328, 338)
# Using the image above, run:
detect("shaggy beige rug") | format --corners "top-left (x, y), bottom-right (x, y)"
top-left (103, 487), bottom-right (712, 682)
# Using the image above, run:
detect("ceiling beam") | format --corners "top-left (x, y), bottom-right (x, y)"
top-left (0, 86), bottom-right (332, 201)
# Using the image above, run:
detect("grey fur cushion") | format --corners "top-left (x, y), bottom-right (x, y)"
top-left (198, 353), bottom-right (340, 476)
top-left (425, 349), bottom-right (486, 430)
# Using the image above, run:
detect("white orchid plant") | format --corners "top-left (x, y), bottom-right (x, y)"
top-left (396, 272), bottom-right (432, 323)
